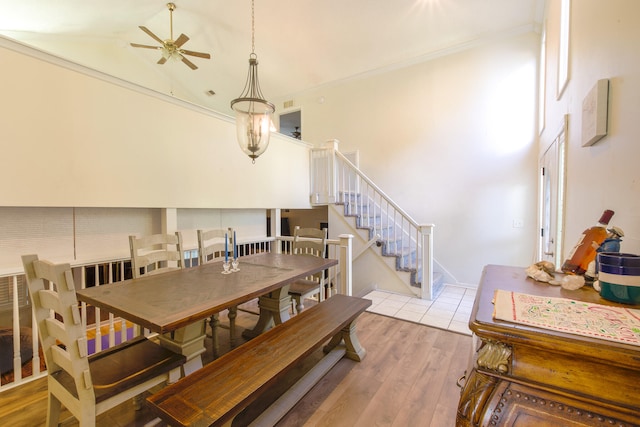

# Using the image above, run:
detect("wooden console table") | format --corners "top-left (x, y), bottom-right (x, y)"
top-left (457, 265), bottom-right (640, 426)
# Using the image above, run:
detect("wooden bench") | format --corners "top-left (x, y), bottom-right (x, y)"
top-left (147, 294), bottom-right (371, 427)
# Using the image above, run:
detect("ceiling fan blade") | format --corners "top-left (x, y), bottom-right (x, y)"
top-left (174, 33), bottom-right (190, 48)
top-left (180, 55), bottom-right (198, 70)
top-left (139, 26), bottom-right (165, 45)
top-left (180, 49), bottom-right (211, 59)
top-left (157, 57), bottom-right (168, 65)
top-left (130, 43), bottom-right (160, 50)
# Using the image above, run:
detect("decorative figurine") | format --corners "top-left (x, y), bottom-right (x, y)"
top-left (595, 226), bottom-right (624, 254)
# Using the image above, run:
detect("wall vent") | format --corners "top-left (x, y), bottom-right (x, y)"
top-left (283, 100), bottom-right (294, 109)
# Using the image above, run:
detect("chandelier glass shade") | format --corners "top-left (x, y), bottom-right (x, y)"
top-left (230, 54), bottom-right (275, 162)
top-left (230, 0), bottom-right (275, 163)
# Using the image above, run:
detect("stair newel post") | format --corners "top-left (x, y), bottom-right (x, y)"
top-left (338, 234), bottom-right (353, 296)
top-left (310, 139), bottom-right (339, 205)
top-left (420, 224), bottom-right (435, 300)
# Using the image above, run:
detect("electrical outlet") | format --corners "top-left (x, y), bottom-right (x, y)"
top-left (513, 219), bottom-right (524, 228)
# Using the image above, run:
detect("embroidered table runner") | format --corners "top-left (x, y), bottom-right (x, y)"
top-left (493, 289), bottom-right (640, 347)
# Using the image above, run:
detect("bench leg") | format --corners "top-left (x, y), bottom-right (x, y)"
top-left (323, 319), bottom-right (367, 362)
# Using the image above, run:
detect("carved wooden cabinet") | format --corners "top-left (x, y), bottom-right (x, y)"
top-left (457, 265), bottom-right (640, 426)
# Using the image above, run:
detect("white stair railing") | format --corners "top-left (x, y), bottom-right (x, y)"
top-left (311, 139), bottom-right (434, 300)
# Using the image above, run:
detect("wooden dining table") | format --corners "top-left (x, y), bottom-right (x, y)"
top-left (75, 252), bottom-right (338, 375)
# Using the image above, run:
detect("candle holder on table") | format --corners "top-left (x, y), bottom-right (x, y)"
top-left (222, 260), bottom-right (231, 274)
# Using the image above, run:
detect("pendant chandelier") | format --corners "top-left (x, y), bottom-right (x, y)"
top-left (230, 0), bottom-right (275, 163)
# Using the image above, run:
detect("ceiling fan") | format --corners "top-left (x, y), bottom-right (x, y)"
top-left (130, 2), bottom-right (211, 70)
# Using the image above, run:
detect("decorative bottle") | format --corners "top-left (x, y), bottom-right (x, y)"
top-left (561, 209), bottom-right (614, 275)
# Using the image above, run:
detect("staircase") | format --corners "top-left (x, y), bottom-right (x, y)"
top-left (310, 140), bottom-right (443, 300)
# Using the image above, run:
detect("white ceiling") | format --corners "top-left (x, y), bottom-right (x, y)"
top-left (0, 0), bottom-right (544, 116)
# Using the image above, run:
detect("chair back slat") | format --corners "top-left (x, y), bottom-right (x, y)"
top-left (43, 316), bottom-right (68, 345)
top-left (37, 289), bottom-right (63, 313)
top-left (137, 250), bottom-right (183, 266)
top-left (50, 344), bottom-right (75, 376)
top-left (136, 233), bottom-right (181, 247)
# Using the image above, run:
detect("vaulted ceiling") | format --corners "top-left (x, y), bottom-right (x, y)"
top-left (0, 0), bottom-right (543, 116)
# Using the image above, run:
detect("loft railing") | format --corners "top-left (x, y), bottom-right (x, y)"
top-left (0, 234), bottom-right (353, 390)
top-left (310, 139), bottom-right (434, 300)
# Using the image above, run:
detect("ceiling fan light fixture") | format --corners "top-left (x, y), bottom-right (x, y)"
top-left (130, 2), bottom-right (210, 70)
top-left (230, 0), bottom-right (275, 163)
top-left (161, 44), bottom-right (181, 62)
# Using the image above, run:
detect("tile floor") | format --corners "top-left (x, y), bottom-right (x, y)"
top-left (363, 285), bottom-right (477, 335)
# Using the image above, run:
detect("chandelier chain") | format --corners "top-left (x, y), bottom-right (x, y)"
top-left (251, 0), bottom-right (255, 54)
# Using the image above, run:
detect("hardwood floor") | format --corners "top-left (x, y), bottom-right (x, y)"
top-left (0, 301), bottom-right (471, 426)
top-left (275, 313), bottom-right (471, 427)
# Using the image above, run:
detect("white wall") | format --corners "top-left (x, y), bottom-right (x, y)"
top-left (0, 38), bottom-right (311, 209)
top-left (276, 32), bottom-right (540, 285)
top-left (541, 1), bottom-right (640, 259)
top-left (177, 208), bottom-right (267, 249)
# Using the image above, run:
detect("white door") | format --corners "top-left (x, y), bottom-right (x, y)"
top-left (539, 116), bottom-right (567, 270)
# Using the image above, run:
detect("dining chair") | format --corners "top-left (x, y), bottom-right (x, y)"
top-left (21, 254), bottom-right (184, 427)
top-left (288, 226), bottom-right (328, 314)
top-left (197, 228), bottom-right (238, 356)
top-left (129, 232), bottom-right (184, 279)
top-left (129, 232), bottom-right (187, 338)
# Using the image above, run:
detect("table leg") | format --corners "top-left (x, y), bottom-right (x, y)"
top-left (209, 313), bottom-right (220, 357)
top-left (158, 320), bottom-right (206, 376)
top-left (242, 285), bottom-right (291, 340)
top-left (228, 306), bottom-right (238, 347)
